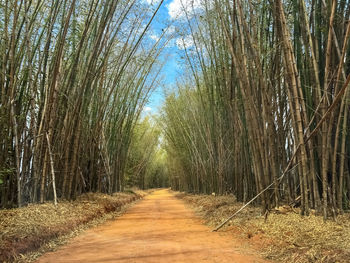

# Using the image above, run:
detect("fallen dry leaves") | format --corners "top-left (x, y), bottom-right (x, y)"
top-left (0, 191), bottom-right (145, 262)
top-left (177, 192), bottom-right (350, 263)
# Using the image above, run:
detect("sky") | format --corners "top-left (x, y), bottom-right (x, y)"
top-left (142, 0), bottom-right (201, 114)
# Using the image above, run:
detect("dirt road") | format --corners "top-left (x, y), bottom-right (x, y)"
top-left (37, 189), bottom-right (267, 263)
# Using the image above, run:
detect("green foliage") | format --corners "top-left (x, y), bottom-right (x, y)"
top-left (160, 0), bottom-right (350, 217)
top-left (0, 0), bottom-right (168, 206)
top-left (0, 168), bottom-right (15, 177)
top-left (145, 149), bottom-right (169, 188)
top-left (125, 116), bottom-right (168, 189)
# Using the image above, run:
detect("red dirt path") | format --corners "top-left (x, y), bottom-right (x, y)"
top-left (37, 189), bottom-right (268, 263)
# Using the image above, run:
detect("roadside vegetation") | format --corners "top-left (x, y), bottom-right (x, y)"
top-left (162, 0), bottom-right (350, 220)
top-left (0, 0), bottom-right (168, 208)
top-left (177, 192), bottom-right (350, 263)
top-left (0, 190), bottom-right (147, 262)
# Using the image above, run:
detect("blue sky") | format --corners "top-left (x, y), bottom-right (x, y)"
top-left (144, 54), bottom-right (179, 113)
top-left (142, 0), bottom-right (203, 114)
top-left (143, 0), bottom-right (199, 114)
top-left (143, 0), bottom-right (180, 114)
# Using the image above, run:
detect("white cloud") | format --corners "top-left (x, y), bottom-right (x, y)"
top-left (176, 35), bottom-right (194, 50)
top-left (167, 25), bottom-right (176, 35)
top-left (143, 106), bottom-right (152, 112)
top-left (144, 0), bottom-right (161, 5)
top-left (167, 0), bottom-right (202, 20)
top-left (150, 34), bottom-right (160, 42)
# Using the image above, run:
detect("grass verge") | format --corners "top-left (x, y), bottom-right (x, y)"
top-left (0, 190), bottom-right (147, 262)
top-left (176, 192), bottom-right (350, 263)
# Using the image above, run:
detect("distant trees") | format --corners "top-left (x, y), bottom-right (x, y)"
top-left (145, 148), bottom-right (169, 189)
top-left (125, 115), bottom-right (169, 189)
top-left (0, 0), bottom-right (165, 208)
top-left (126, 116), bottom-right (160, 189)
top-left (162, 0), bottom-right (350, 219)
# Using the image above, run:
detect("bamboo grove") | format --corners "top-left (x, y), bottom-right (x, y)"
top-left (125, 116), bottom-right (168, 190)
top-left (162, 0), bottom-right (350, 219)
top-left (0, 0), bottom-right (167, 208)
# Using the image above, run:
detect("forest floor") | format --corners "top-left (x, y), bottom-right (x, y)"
top-left (176, 192), bottom-right (350, 263)
top-left (0, 190), bottom-right (147, 262)
top-left (35, 189), bottom-right (267, 263)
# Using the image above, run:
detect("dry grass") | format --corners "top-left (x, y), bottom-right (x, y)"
top-left (0, 191), bottom-right (144, 262)
top-left (176, 192), bottom-right (350, 263)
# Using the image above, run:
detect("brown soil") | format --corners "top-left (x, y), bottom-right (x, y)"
top-left (36, 189), bottom-right (268, 263)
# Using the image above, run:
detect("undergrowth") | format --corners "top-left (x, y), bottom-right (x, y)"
top-left (0, 191), bottom-right (146, 262)
top-left (176, 192), bottom-right (350, 263)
